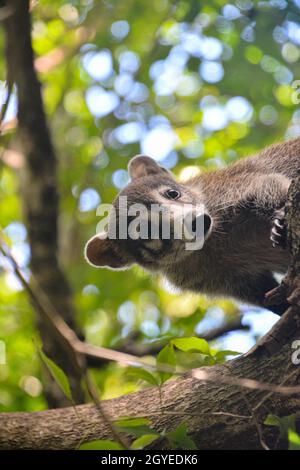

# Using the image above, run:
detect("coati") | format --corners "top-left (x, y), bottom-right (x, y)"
top-left (85, 137), bottom-right (300, 315)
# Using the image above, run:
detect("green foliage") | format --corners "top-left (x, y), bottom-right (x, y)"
top-left (79, 440), bottom-right (124, 450)
top-left (115, 417), bottom-right (157, 437)
top-left (265, 413), bottom-right (300, 450)
top-left (172, 337), bottom-right (210, 354)
top-left (131, 434), bottom-right (160, 450)
top-left (80, 417), bottom-right (196, 450)
top-left (166, 422), bottom-right (197, 450)
top-left (213, 350), bottom-right (241, 363)
top-left (127, 366), bottom-right (159, 386)
top-left (288, 430), bottom-right (300, 450)
top-left (0, 0), bottom-right (299, 413)
top-left (37, 347), bottom-right (73, 402)
top-left (126, 337), bottom-right (241, 389)
top-left (264, 413), bottom-right (297, 440)
top-left (157, 344), bottom-right (176, 384)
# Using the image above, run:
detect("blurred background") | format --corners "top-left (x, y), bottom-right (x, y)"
top-left (0, 0), bottom-right (300, 412)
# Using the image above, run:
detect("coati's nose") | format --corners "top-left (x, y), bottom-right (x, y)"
top-left (191, 213), bottom-right (212, 236)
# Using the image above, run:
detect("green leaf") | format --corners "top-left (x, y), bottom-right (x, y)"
top-left (79, 440), bottom-right (124, 450)
top-left (174, 309), bottom-right (205, 335)
top-left (201, 355), bottom-right (217, 366)
top-left (156, 344), bottom-right (176, 384)
top-left (131, 434), bottom-right (160, 450)
top-left (166, 422), bottom-right (197, 450)
top-left (127, 366), bottom-right (159, 386)
top-left (214, 350), bottom-right (242, 363)
top-left (288, 430), bottom-right (300, 450)
top-left (264, 414), bottom-right (281, 427)
top-left (172, 337), bottom-right (211, 355)
top-left (38, 348), bottom-right (72, 401)
top-left (115, 417), bottom-right (155, 437)
top-left (115, 417), bottom-right (151, 427)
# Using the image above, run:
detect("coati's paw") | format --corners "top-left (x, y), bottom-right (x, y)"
top-left (271, 208), bottom-right (287, 249)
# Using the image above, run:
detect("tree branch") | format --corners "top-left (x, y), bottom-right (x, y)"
top-left (0, 343), bottom-right (300, 450)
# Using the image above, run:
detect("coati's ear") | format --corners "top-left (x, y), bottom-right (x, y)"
top-left (84, 233), bottom-right (132, 270)
top-left (128, 155), bottom-right (172, 180)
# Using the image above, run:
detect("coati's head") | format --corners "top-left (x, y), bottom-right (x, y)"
top-left (85, 155), bottom-right (212, 271)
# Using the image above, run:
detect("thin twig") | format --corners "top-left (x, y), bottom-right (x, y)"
top-left (242, 391), bottom-right (270, 451)
top-left (253, 368), bottom-right (299, 412)
top-left (126, 410), bottom-right (252, 420)
top-left (85, 371), bottom-right (130, 449)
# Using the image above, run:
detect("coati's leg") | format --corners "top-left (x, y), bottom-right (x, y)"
top-left (271, 207), bottom-right (287, 249)
top-left (243, 173), bottom-right (289, 249)
top-left (232, 271), bottom-right (289, 316)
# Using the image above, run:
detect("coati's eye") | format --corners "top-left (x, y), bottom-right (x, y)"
top-left (164, 189), bottom-right (181, 200)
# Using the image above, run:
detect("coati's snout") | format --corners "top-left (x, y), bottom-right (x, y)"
top-left (85, 155), bottom-right (213, 270)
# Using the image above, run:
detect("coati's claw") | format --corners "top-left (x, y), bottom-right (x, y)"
top-left (271, 208), bottom-right (287, 249)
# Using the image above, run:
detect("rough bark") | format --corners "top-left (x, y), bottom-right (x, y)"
top-left (3, 0), bottom-right (84, 406)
